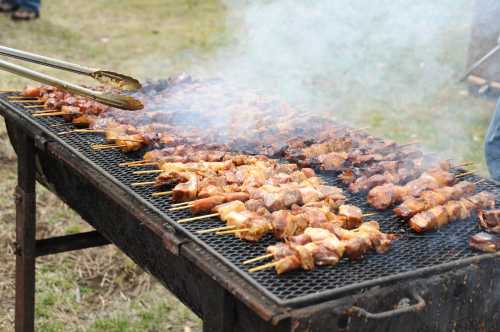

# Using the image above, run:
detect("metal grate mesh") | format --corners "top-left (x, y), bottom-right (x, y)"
top-left (1, 93), bottom-right (497, 307)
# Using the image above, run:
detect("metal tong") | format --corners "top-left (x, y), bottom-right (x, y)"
top-left (460, 33), bottom-right (500, 82)
top-left (0, 45), bottom-right (143, 110)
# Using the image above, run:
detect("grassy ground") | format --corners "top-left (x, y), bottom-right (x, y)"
top-left (0, 1), bottom-right (497, 331)
top-left (0, 1), bottom-right (232, 331)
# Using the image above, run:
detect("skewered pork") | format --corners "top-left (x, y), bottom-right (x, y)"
top-left (409, 192), bottom-right (495, 233)
top-left (367, 169), bottom-right (456, 210)
top-left (394, 181), bottom-right (476, 219)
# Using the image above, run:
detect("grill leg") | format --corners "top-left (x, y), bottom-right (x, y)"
top-left (202, 285), bottom-right (235, 332)
top-left (14, 133), bottom-right (36, 332)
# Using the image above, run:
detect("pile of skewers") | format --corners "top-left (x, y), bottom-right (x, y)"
top-left (3, 79), bottom-right (496, 273)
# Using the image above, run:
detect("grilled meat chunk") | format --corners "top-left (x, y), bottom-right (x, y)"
top-left (469, 232), bottom-right (500, 253)
top-left (478, 209), bottom-right (500, 233)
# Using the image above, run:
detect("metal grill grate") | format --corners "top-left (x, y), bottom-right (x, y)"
top-left (1, 93), bottom-right (497, 307)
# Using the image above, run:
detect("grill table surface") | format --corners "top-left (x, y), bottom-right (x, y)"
top-left (1, 92), bottom-right (500, 332)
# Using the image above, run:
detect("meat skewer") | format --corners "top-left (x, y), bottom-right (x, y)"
top-left (248, 222), bottom-right (396, 274)
top-left (180, 195), bottom-right (368, 243)
top-left (393, 181), bottom-right (476, 219)
top-left (367, 169), bottom-right (463, 210)
top-left (408, 191), bottom-right (496, 233)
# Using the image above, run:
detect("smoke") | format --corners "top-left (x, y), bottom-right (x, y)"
top-left (191, 0), bottom-right (492, 166)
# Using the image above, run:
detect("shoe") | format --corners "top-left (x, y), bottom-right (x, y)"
top-left (11, 6), bottom-right (39, 20)
top-left (0, 0), bottom-right (17, 12)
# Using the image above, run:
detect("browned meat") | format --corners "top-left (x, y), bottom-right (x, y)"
top-left (190, 195), bottom-right (226, 214)
top-left (276, 255), bottom-right (302, 274)
top-left (368, 170), bottom-right (455, 210)
top-left (394, 181), bottom-right (476, 219)
top-left (22, 85), bottom-right (42, 97)
top-left (338, 204), bottom-right (363, 229)
top-left (409, 191), bottom-right (496, 233)
top-left (478, 209), bottom-right (500, 233)
top-left (172, 174), bottom-right (199, 202)
top-left (469, 232), bottom-right (500, 252)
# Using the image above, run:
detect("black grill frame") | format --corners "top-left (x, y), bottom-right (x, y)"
top-left (1, 93), bottom-right (498, 308)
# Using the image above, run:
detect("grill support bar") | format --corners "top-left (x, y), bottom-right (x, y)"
top-left (12, 128), bottom-right (111, 332)
top-left (34, 231), bottom-right (111, 257)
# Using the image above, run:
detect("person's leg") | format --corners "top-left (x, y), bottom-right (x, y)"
top-left (485, 98), bottom-right (500, 180)
top-left (0, 0), bottom-right (17, 12)
top-left (11, 0), bottom-right (39, 20)
top-left (16, 0), bottom-right (39, 13)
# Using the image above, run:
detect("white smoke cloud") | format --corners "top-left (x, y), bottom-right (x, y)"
top-left (193, 0), bottom-right (494, 168)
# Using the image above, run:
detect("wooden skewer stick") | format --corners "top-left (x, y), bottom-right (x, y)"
top-left (50, 123), bottom-right (71, 128)
top-left (216, 228), bottom-right (250, 235)
top-left (0, 89), bottom-right (20, 93)
top-left (122, 161), bottom-right (159, 167)
top-left (91, 143), bottom-right (124, 148)
top-left (196, 225), bottom-right (236, 234)
top-left (92, 144), bottom-right (127, 150)
top-left (178, 213), bottom-right (219, 224)
top-left (33, 111), bottom-right (74, 117)
top-left (242, 253), bottom-right (273, 265)
top-left (11, 99), bottom-right (44, 103)
top-left (32, 109), bottom-right (58, 114)
top-left (474, 179), bottom-right (485, 185)
top-left (24, 105), bottom-right (46, 109)
top-left (399, 141), bottom-right (419, 148)
top-left (119, 160), bottom-right (143, 167)
top-left (58, 129), bottom-right (106, 135)
top-left (151, 191), bottom-right (172, 197)
top-left (456, 170), bottom-right (476, 178)
top-left (131, 181), bottom-right (156, 187)
top-left (170, 201), bottom-right (192, 207)
top-left (133, 169), bottom-right (163, 175)
top-left (119, 159), bottom-right (151, 166)
top-left (8, 96), bottom-right (37, 99)
top-left (168, 205), bottom-right (193, 211)
top-left (113, 138), bottom-right (145, 143)
top-left (453, 161), bottom-right (474, 168)
top-left (351, 127), bottom-right (369, 132)
top-left (362, 212), bottom-right (377, 217)
top-left (248, 261), bottom-right (279, 273)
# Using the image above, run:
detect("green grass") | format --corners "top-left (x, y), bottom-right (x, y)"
top-left (0, 0), bottom-right (229, 330)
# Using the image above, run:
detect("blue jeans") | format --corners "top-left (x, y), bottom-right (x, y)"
top-left (485, 99), bottom-right (500, 180)
top-left (8, 0), bottom-right (40, 13)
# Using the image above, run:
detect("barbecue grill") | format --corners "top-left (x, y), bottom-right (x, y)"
top-left (1, 91), bottom-right (500, 332)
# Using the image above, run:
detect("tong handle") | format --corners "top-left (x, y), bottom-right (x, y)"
top-left (0, 45), bottom-right (94, 76)
top-left (0, 45), bottom-right (141, 91)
